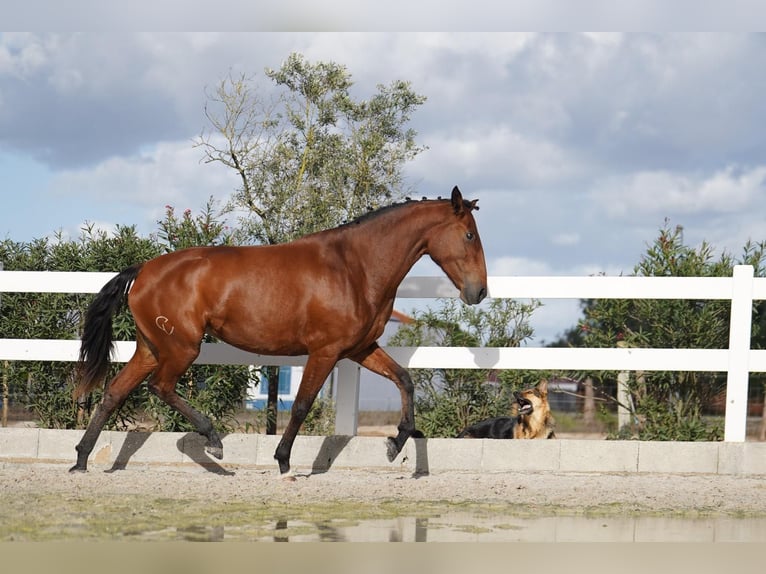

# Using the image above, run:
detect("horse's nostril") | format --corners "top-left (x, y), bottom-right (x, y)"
top-left (466, 285), bottom-right (487, 305)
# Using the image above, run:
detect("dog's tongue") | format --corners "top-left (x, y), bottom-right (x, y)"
top-left (518, 401), bottom-right (533, 415)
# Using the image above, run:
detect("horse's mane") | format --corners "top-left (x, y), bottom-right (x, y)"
top-left (342, 198), bottom-right (422, 227)
top-left (341, 195), bottom-right (477, 229)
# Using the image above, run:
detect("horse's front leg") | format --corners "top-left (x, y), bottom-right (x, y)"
top-left (274, 354), bottom-right (338, 477)
top-left (351, 344), bottom-right (421, 462)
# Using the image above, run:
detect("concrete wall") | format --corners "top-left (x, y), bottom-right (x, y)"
top-left (2, 428), bottom-right (765, 475)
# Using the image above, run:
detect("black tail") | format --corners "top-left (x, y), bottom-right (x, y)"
top-left (74, 264), bottom-right (142, 399)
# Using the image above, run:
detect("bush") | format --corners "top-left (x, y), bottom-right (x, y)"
top-left (582, 222), bottom-right (765, 441)
top-left (1, 208), bottom-right (251, 433)
top-left (389, 297), bottom-right (541, 437)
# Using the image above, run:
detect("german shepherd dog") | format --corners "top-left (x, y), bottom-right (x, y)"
top-left (457, 379), bottom-right (556, 439)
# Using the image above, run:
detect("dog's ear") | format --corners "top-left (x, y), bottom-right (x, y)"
top-left (537, 379), bottom-right (548, 396)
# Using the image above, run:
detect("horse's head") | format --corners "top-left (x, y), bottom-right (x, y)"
top-left (426, 186), bottom-right (488, 305)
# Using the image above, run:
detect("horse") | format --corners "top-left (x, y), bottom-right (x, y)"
top-left (70, 186), bottom-right (487, 476)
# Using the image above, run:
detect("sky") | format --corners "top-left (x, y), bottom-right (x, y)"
top-left (2, 32), bottom-right (766, 345)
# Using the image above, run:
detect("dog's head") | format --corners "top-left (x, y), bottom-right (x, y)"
top-left (513, 379), bottom-right (549, 417)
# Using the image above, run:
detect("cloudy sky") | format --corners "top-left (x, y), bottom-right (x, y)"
top-left (2, 32), bottom-right (766, 343)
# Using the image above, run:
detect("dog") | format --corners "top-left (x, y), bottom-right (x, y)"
top-left (456, 379), bottom-right (556, 439)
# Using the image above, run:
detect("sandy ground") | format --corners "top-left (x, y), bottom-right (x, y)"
top-left (2, 460), bottom-right (766, 516)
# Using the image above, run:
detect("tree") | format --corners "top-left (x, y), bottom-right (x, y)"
top-left (195, 53), bottom-right (427, 432)
top-left (389, 298), bottom-right (541, 438)
top-left (580, 221), bottom-right (766, 440)
top-left (196, 53), bottom-right (427, 246)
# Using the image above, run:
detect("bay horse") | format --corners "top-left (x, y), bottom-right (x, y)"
top-left (70, 186), bottom-right (487, 476)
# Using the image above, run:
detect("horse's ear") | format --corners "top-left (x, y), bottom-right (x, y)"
top-left (451, 186), bottom-right (464, 215)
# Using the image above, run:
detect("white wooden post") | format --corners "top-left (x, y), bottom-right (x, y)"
top-left (724, 265), bottom-right (754, 442)
top-left (615, 341), bottom-right (630, 431)
top-left (617, 370), bottom-right (631, 431)
top-left (334, 359), bottom-right (360, 436)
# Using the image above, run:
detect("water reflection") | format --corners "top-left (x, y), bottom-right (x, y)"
top-left (146, 514), bottom-right (766, 542)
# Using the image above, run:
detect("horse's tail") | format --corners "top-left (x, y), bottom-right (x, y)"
top-left (74, 264), bottom-right (143, 399)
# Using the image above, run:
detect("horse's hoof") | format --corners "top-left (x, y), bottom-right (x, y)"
top-left (69, 465), bottom-right (87, 473)
top-left (386, 437), bottom-right (399, 462)
top-left (280, 471), bottom-right (297, 482)
top-left (412, 429), bottom-right (425, 439)
top-left (205, 445), bottom-right (224, 460)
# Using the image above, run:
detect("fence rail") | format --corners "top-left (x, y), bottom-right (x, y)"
top-left (1, 266), bottom-right (763, 441)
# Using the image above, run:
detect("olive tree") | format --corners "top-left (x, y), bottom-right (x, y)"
top-left (196, 52), bottom-right (427, 246)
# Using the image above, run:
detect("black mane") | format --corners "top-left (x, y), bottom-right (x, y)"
top-left (342, 197), bottom-right (424, 227)
top-left (342, 194), bottom-right (477, 228)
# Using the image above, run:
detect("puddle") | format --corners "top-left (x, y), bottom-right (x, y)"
top-left (125, 513), bottom-right (766, 542)
top-left (5, 491), bottom-right (764, 542)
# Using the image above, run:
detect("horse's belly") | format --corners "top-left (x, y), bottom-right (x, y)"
top-left (211, 312), bottom-right (380, 359)
top-left (212, 323), bottom-right (309, 356)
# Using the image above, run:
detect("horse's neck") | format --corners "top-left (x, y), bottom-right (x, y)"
top-left (344, 203), bottom-right (444, 298)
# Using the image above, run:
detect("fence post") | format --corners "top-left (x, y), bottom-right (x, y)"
top-left (334, 360), bottom-right (360, 436)
top-left (724, 265), bottom-right (754, 442)
top-left (615, 341), bottom-right (631, 432)
top-left (617, 369), bottom-right (631, 432)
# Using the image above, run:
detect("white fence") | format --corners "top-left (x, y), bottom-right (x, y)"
top-left (1, 266), bottom-right (764, 442)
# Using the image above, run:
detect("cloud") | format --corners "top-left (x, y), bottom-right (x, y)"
top-left (591, 165), bottom-right (766, 218)
top-left (49, 138), bottom-right (238, 218)
top-left (0, 33), bottom-right (295, 168)
top-left (408, 124), bottom-right (585, 190)
top-left (0, 33), bottom-right (49, 76)
top-left (490, 255), bottom-right (626, 278)
top-left (491, 256), bottom-right (553, 276)
top-left (550, 232), bottom-right (580, 246)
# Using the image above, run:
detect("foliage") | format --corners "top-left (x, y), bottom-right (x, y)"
top-left (300, 396), bottom-right (336, 436)
top-left (389, 298), bottom-right (541, 438)
top-left (143, 366), bottom-right (251, 433)
top-left (0, 225), bottom-right (161, 428)
top-left (196, 53), bottom-right (427, 245)
top-left (579, 221), bottom-right (766, 441)
top-left (1, 206), bottom-right (252, 433)
top-left (156, 197), bottom-right (233, 251)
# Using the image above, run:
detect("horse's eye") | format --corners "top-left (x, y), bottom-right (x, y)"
top-left (466, 231), bottom-right (475, 241)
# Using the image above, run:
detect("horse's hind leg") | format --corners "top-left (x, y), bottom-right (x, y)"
top-left (70, 347), bottom-right (157, 472)
top-left (351, 344), bottom-right (420, 462)
top-left (147, 355), bottom-right (224, 460)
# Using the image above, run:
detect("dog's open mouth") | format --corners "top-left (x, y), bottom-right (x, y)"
top-left (516, 395), bottom-right (534, 416)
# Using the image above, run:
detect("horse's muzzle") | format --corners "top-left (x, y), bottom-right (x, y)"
top-left (461, 282), bottom-right (488, 305)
